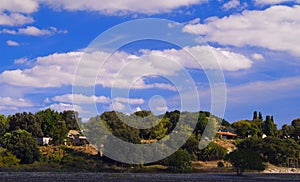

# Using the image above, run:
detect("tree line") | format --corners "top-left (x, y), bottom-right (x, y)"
top-left (0, 109), bottom-right (299, 175)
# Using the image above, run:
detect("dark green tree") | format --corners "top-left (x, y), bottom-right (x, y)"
top-left (262, 115), bottom-right (278, 137)
top-left (61, 110), bottom-right (80, 130)
top-left (36, 109), bottom-right (63, 138)
top-left (226, 149), bottom-right (266, 176)
top-left (8, 112), bottom-right (43, 137)
top-left (51, 120), bottom-right (68, 145)
top-left (253, 111), bottom-right (258, 120)
top-left (198, 142), bottom-right (227, 161)
top-left (259, 112), bottom-right (263, 121)
top-left (0, 115), bottom-right (8, 136)
top-left (2, 129), bottom-right (40, 164)
top-left (163, 149), bottom-right (192, 172)
top-left (292, 118), bottom-right (300, 139)
top-left (279, 124), bottom-right (295, 138)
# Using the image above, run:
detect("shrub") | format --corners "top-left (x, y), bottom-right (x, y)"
top-left (163, 149), bottom-right (192, 172)
top-left (198, 142), bottom-right (227, 161)
top-left (0, 148), bottom-right (20, 168)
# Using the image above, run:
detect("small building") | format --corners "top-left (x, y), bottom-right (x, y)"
top-left (65, 130), bottom-right (88, 146)
top-left (36, 137), bottom-right (52, 145)
top-left (217, 130), bottom-right (237, 140)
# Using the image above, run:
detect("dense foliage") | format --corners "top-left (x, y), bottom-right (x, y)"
top-left (225, 149), bottom-right (266, 176)
top-left (0, 109), bottom-right (299, 174)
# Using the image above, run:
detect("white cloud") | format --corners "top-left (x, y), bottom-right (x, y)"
top-left (0, 13), bottom-right (34, 26)
top-left (251, 53), bottom-right (265, 61)
top-left (254, 0), bottom-right (300, 6)
top-left (188, 18), bottom-right (201, 25)
top-left (0, 0), bottom-right (38, 26)
top-left (45, 103), bottom-right (82, 112)
top-left (0, 97), bottom-right (33, 109)
top-left (0, 0), bottom-right (39, 14)
top-left (6, 40), bottom-right (19, 46)
top-left (40, 0), bottom-right (208, 15)
top-left (222, 0), bottom-right (240, 10)
top-left (53, 94), bottom-right (110, 104)
top-left (113, 97), bottom-right (145, 105)
top-left (183, 5), bottom-right (300, 56)
top-left (1, 26), bottom-right (67, 36)
top-left (0, 51), bottom-right (81, 88)
top-left (0, 46), bottom-right (252, 89)
top-left (14, 57), bottom-right (29, 64)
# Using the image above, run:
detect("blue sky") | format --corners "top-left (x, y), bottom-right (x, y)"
top-left (1, 0), bottom-right (300, 127)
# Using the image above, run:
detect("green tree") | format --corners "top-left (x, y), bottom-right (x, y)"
top-left (226, 149), bottom-right (266, 176)
top-left (163, 149), bottom-right (192, 172)
top-left (149, 118), bottom-right (169, 140)
top-left (61, 110), bottom-right (80, 130)
top-left (292, 118), bottom-right (300, 139)
top-left (8, 112), bottom-right (43, 137)
top-left (232, 120), bottom-right (263, 138)
top-left (36, 109), bottom-right (62, 136)
top-left (51, 120), bottom-right (68, 145)
top-left (198, 142), bottom-right (227, 161)
top-left (259, 112), bottom-right (263, 121)
top-left (279, 124), bottom-right (295, 138)
top-left (262, 115), bottom-right (278, 137)
top-left (2, 129), bottom-right (40, 164)
top-left (0, 115), bottom-right (8, 136)
top-left (0, 148), bottom-right (20, 168)
top-left (253, 111), bottom-right (258, 120)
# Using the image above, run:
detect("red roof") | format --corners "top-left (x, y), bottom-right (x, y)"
top-left (217, 131), bottom-right (237, 137)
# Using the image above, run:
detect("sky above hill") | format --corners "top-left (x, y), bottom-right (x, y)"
top-left (1, 0), bottom-right (300, 126)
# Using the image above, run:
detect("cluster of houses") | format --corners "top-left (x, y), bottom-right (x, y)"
top-left (36, 129), bottom-right (240, 146)
top-left (36, 130), bottom-right (88, 146)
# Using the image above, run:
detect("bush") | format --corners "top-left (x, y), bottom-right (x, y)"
top-left (198, 142), bottom-right (227, 161)
top-left (0, 148), bottom-right (20, 168)
top-left (163, 149), bottom-right (192, 172)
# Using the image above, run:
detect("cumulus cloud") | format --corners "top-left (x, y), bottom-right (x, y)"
top-left (6, 40), bottom-right (19, 46)
top-left (113, 97), bottom-right (145, 105)
top-left (1, 26), bottom-right (67, 36)
top-left (45, 103), bottom-right (82, 112)
top-left (53, 94), bottom-right (110, 104)
top-left (0, 0), bottom-right (38, 26)
top-left (183, 5), bottom-right (300, 56)
top-left (0, 0), bottom-right (39, 14)
top-left (0, 46), bottom-right (252, 89)
top-left (40, 0), bottom-right (208, 15)
top-left (222, 0), bottom-right (241, 10)
top-left (0, 97), bottom-right (33, 110)
top-left (0, 13), bottom-right (34, 26)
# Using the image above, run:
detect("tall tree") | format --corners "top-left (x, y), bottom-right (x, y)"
top-left (61, 110), bottom-right (80, 130)
top-left (258, 112), bottom-right (263, 121)
top-left (253, 111), bottom-right (258, 120)
top-left (262, 115), bottom-right (278, 137)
